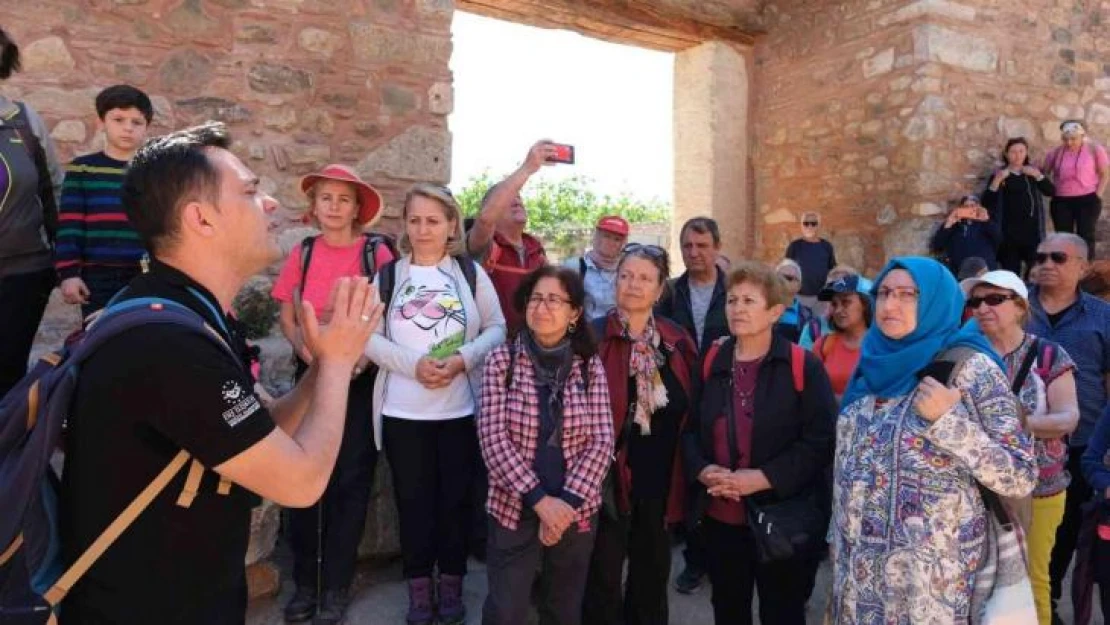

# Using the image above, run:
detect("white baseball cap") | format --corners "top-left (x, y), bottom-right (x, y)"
top-left (959, 270), bottom-right (1029, 301)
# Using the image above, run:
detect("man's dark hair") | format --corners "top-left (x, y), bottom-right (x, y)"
top-left (95, 84), bottom-right (154, 122)
top-left (679, 216), bottom-right (721, 246)
top-left (0, 28), bottom-right (21, 80)
top-left (122, 121), bottom-right (231, 254)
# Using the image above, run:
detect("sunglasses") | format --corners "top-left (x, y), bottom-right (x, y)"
top-left (803, 221), bottom-right (819, 227)
top-left (1035, 251), bottom-right (1070, 265)
top-left (966, 293), bottom-right (1019, 308)
top-left (623, 243), bottom-right (668, 259)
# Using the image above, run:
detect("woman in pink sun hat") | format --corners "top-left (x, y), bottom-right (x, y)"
top-left (270, 163), bottom-right (395, 625)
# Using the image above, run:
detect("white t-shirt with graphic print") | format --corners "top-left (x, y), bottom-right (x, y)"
top-left (382, 264), bottom-right (474, 420)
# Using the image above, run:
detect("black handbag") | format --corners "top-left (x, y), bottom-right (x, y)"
top-left (745, 494), bottom-right (826, 563)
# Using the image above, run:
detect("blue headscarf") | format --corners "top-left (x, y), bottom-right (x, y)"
top-left (840, 256), bottom-right (1003, 409)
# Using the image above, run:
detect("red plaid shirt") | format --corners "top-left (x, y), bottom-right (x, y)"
top-left (478, 339), bottom-right (614, 530)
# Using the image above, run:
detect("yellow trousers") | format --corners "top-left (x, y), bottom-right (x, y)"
top-left (1029, 492), bottom-right (1067, 625)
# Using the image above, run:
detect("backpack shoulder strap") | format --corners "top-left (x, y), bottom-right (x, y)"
top-left (934, 345), bottom-right (979, 387)
top-left (8, 102), bottom-right (58, 241)
top-left (377, 259), bottom-right (398, 312)
top-left (702, 337), bottom-right (727, 381)
top-left (362, 233), bottom-right (398, 277)
top-left (43, 449), bottom-right (192, 607)
top-left (298, 236), bottom-right (318, 290)
top-left (455, 255), bottom-right (478, 297)
top-left (503, 337), bottom-right (519, 387)
top-left (579, 256), bottom-right (587, 278)
top-left (1011, 338), bottom-right (1040, 395)
top-left (1036, 340), bottom-right (1055, 379)
top-left (790, 343), bottom-right (806, 393)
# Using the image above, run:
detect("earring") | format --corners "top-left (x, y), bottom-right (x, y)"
top-left (568, 321), bottom-right (577, 333)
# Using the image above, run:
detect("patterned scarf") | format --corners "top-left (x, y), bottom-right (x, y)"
top-left (621, 312), bottom-right (668, 435)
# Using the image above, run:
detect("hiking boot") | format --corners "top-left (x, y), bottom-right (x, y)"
top-left (437, 574), bottom-right (466, 625)
top-left (312, 589), bottom-right (349, 625)
top-left (284, 586), bottom-right (316, 623)
top-left (674, 565), bottom-right (705, 594)
top-left (406, 577), bottom-right (435, 625)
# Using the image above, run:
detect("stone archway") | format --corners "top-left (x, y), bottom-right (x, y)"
top-left (456, 0), bottom-right (761, 265)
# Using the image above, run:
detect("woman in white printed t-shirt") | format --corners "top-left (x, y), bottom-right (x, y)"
top-left (365, 183), bottom-right (506, 625)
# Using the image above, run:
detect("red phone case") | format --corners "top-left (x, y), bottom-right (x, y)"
top-left (548, 144), bottom-right (575, 165)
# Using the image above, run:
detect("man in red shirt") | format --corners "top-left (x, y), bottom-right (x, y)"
top-left (466, 141), bottom-right (554, 331)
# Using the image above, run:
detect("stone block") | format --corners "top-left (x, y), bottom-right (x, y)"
top-left (236, 23), bottom-right (278, 44)
top-left (428, 82), bottom-right (453, 115)
top-left (913, 24), bottom-right (998, 73)
top-left (159, 49), bottom-right (213, 94)
top-left (876, 204), bottom-right (897, 224)
top-left (997, 116), bottom-right (1035, 139)
top-left (177, 97), bottom-right (253, 124)
top-left (248, 63), bottom-right (314, 94)
top-left (349, 23), bottom-right (451, 68)
top-left (382, 84), bottom-right (419, 114)
top-left (245, 560), bottom-right (280, 600)
top-left (1089, 102), bottom-right (1110, 125)
top-left (51, 120), bottom-right (86, 143)
top-left (245, 499), bottom-right (280, 566)
top-left (357, 458), bottom-right (402, 558)
top-left (879, 0), bottom-right (976, 25)
top-left (22, 87), bottom-right (101, 118)
top-left (357, 126), bottom-right (451, 183)
top-left (884, 217), bottom-right (938, 258)
top-left (763, 208), bottom-right (795, 224)
top-left (913, 202), bottom-right (945, 216)
top-left (301, 109), bottom-right (335, 136)
top-left (23, 37), bottom-right (75, 73)
top-left (298, 27), bottom-right (344, 57)
top-left (263, 108), bottom-right (299, 132)
top-left (863, 48), bottom-right (894, 79)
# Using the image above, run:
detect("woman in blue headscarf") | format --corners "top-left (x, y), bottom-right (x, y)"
top-left (828, 257), bottom-right (1037, 624)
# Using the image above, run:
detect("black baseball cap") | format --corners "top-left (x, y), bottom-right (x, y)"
top-left (818, 274), bottom-right (874, 302)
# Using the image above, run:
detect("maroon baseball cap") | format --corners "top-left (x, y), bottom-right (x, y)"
top-left (596, 215), bottom-right (629, 236)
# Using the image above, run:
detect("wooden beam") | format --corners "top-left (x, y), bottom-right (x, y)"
top-left (456, 0), bottom-right (760, 52)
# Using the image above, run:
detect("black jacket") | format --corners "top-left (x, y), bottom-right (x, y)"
top-left (930, 216), bottom-right (1003, 275)
top-left (655, 268), bottom-right (728, 354)
top-left (981, 171), bottom-right (1054, 248)
top-left (681, 334), bottom-right (837, 525)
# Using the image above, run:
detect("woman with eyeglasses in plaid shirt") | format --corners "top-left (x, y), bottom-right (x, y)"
top-left (478, 265), bottom-right (613, 625)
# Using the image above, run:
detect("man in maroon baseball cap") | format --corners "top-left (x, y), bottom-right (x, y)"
top-left (564, 215), bottom-right (630, 320)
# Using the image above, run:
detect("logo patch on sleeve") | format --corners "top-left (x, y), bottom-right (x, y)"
top-left (220, 380), bottom-right (261, 427)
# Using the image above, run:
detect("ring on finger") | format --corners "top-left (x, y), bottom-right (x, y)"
top-left (361, 314), bottom-right (371, 322)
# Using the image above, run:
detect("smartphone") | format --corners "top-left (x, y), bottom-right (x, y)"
top-left (547, 143), bottom-right (575, 165)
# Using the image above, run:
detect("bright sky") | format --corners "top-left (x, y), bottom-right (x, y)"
top-left (449, 11), bottom-right (674, 204)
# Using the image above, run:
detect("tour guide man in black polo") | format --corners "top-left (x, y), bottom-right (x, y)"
top-left (58, 122), bottom-right (384, 624)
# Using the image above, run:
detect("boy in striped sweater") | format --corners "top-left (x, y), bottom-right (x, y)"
top-left (56, 84), bottom-right (152, 318)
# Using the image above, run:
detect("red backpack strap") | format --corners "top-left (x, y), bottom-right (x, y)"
top-left (1036, 339), bottom-right (1054, 379)
top-left (702, 337), bottom-right (726, 380)
top-left (790, 343), bottom-right (806, 393)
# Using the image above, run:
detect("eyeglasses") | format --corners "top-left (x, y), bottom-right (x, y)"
top-left (1035, 251), bottom-right (1069, 265)
top-left (803, 221), bottom-right (819, 227)
top-left (779, 274), bottom-right (800, 282)
top-left (526, 294), bottom-right (570, 311)
top-left (623, 243), bottom-right (668, 259)
top-left (876, 287), bottom-right (919, 303)
top-left (966, 293), bottom-right (1019, 308)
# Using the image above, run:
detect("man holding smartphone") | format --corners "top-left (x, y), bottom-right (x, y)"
top-left (466, 140), bottom-right (556, 331)
top-left (929, 194), bottom-right (1002, 276)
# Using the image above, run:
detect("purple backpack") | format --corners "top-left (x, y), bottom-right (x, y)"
top-left (0, 297), bottom-right (234, 624)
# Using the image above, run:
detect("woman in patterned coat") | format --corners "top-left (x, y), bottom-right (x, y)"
top-left (828, 257), bottom-right (1038, 624)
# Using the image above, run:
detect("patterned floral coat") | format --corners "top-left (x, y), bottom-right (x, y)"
top-left (829, 352), bottom-right (1037, 624)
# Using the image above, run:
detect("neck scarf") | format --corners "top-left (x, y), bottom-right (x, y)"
top-left (522, 332), bottom-right (574, 448)
top-left (841, 256), bottom-right (1003, 409)
top-left (621, 312), bottom-right (669, 435)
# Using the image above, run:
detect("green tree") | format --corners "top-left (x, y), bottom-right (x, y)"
top-left (455, 171), bottom-right (670, 257)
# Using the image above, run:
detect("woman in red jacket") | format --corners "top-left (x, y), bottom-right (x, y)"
top-left (583, 244), bottom-right (698, 625)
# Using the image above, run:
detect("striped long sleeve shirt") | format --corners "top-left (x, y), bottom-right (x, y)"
top-left (55, 152), bottom-right (145, 280)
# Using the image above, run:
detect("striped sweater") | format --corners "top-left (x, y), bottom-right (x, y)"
top-left (55, 152), bottom-right (145, 280)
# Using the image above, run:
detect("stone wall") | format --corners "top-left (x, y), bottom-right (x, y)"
top-left (753, 0), bottom-right (1110, 272)
top-left (0, 0), bottom-right (454, 233)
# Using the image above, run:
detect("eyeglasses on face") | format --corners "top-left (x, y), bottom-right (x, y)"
top-left (803, 221), bottom-right (819, 227)
top-left (1035, 251), bottom-right (1069, 265)
top-left (966, 293), bottom-right (1019, 308)
top-left (875, 287), bottom-right (919, 303)
top-left (779, 274), bottom-right (800, 282)
top-left (526, 294), bottom-right (570, 310)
